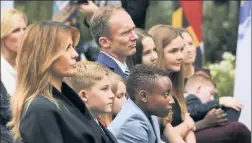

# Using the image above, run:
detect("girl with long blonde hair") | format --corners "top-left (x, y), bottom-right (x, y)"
top-left (148, 24), bottom-right (196, 142)
top-left (8, 21), bottom-right (108, 143)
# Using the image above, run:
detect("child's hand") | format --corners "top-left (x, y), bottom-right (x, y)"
top-left (219, 97), bottom-right (243, 111)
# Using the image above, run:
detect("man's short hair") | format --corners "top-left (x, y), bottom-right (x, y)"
top-left (64, 61), bottom-right (112, 93)
top-left (126, 64), bottom-right (170, 101)
top-left (89, 6), bottom-right (125, 47)
top-left (185, 71), bottom-right (216, 93)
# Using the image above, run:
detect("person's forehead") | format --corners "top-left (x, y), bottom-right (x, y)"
top-left (108, 11), bottom-right (134, 30)
top-left (142, 37), bottom-right (155, 48)
top-left (153, 76), bottom-right (171, 92)
top-left (117, 82), bottom-right (126, 91)
top-left (167, 36), bottom-right (184, 48)
top-left (182, 32), bottom-right (192, 41)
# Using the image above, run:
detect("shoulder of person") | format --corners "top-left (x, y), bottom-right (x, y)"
top-left (25, 94), bottom-right (59, 114)
top-left (185, 94), bottom-right (199, 100)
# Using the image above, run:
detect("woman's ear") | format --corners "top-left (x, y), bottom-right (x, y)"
top-left (79, 90), bottom-right (88, 103)
top-left (139, 90), bottom-right (148, 103)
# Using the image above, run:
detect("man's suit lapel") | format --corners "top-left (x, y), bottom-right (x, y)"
top-left (96, 52), bottom-right (126, 79)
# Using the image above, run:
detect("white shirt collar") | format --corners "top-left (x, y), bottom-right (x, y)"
top-left (101, 51), bottom-right (129, 73)
top-left (1, 56), bottom-right (17, 96)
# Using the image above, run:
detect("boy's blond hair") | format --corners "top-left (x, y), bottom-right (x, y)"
top-left (110, 73), bottom-right (125, 94)
top-left (185, 71), bottom-right (215, 93)
top-left (64, 61), bottom-right (112, 93)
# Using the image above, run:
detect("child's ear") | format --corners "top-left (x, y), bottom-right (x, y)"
top-left (79, 90), bottom-right (88, 103)
top-left (139, 90), bottom-right (148, 103)
top-left (196, 86), bottom-right (201, 94)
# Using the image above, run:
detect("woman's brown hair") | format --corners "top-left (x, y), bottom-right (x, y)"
top-left (148, 24), bottom-right (187, 123)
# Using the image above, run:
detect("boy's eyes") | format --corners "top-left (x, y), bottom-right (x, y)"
top-left (163, 90), bottom-right (171, 98)
top-left (101, 85), bottom-right (109, 91)
top-left (101, 87), bottom-right (108, 91)
top-left (116, 93), bottom-right (125, 99)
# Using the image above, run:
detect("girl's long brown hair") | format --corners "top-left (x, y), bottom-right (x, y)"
top-left (8, 21), bottom-right (80, 141)
top-left (148, 24), bottom-right (187, 124)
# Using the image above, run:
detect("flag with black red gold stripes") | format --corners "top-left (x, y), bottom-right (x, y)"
top-left (172, 1), bottom-right (203, 67)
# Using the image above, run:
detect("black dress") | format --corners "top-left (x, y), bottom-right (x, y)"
top-left (170, 98), bottom-right (183, 126)
top-left (159, 97), bottom-right (182, 137)
top-left (20, 82), bottom-right (117, 143)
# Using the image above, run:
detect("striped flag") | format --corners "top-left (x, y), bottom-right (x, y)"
top-left (172, 1), bottom-right (203, 67)
top-left (52, 1), bottom-right (80, 29)
top-left (234, 1), bottom-right (251, 130)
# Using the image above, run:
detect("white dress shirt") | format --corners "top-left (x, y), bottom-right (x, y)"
top-left (101, 51), bottom-right (129, 74)
top-left (1, 56), bottom-right (17, 96)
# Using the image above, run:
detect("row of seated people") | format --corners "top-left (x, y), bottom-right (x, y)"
top-left (1, 6), bottom-right (251, 143)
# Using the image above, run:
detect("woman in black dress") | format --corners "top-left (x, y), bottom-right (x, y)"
top-left (8, 21), bottom-right (114, 143)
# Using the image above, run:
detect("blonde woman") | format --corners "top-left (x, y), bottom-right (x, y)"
top-left (148, 24), bottom-right (196, 143)
top-left (1, 8), bottom-right (27, 95)
top-left (1, 8), bottom-right (27, 143)
top-left (8, 21), bottom-right (107, 143)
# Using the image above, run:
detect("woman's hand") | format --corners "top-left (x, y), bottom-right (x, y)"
top-left (203, 108), bottom-right (228, 127)
top-left (163, 123), bottom-right (186, 143)
top-left (78, 1), bottom-right (99, 18)
top-left (184, 113), bottom-right (196, 131)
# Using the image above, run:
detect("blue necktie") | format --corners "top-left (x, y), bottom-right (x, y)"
top-left (124, 68), bottom-right (130, 79)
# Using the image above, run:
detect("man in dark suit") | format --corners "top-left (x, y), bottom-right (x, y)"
top-left (89, 6), bottom-right (138, 80)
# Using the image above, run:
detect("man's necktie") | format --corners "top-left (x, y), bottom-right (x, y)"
top-left (124, 68), bottom-right (130, 79)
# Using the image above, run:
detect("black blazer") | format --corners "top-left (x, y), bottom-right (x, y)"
top-left (99, 121), bottom-right (117, 143)
top-left (186, 94), bottom-right (220, 122)
top-left (0, 81), bottom-right (14, 143)
top-left (20, 82), bottom-right (117, 143)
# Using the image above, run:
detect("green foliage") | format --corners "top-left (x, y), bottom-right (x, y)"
top-left (205, 52), bottom-right (236, 97)
top-left (15, 1), bottom-right (53, 25)
top-left (145, 1), bottom-right (173, 30)
top-left (203, 1), bottom-right (239, 63)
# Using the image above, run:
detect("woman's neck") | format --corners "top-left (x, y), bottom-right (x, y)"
top-left (49, 75), bottom-right (62, 92)
top-left (183, 64), bottom-right (194, 78)
top-left (1, 46), bottom-right (17, 70)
